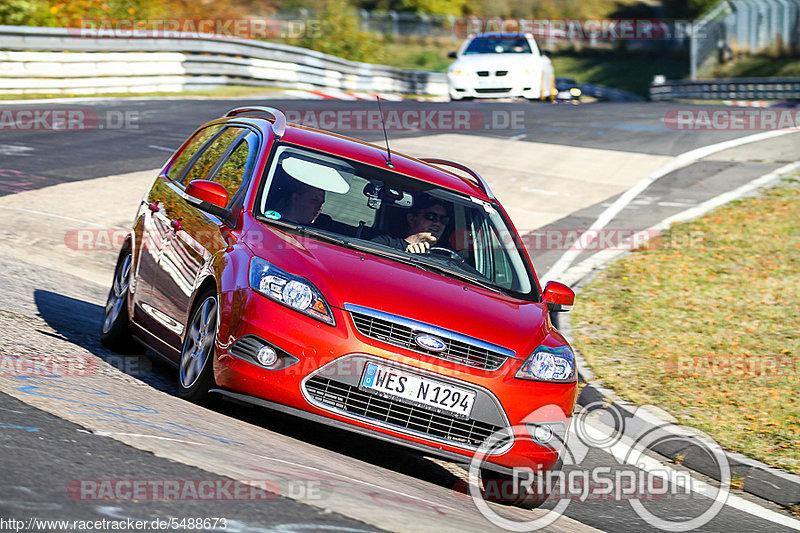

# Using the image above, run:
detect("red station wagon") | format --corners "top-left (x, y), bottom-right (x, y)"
top-left (101, 106), bottom-right (578, 505)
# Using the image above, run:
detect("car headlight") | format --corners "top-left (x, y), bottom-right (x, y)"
top-left (515, 345), bottom-right (575, 382)
top-left (570, 88), bottom-right (582, 97)
top-left (248, 257), bottom-right (335, 326)
top-left (449, 68), bottom-right (465, 77)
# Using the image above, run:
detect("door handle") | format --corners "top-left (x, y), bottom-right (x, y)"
top-left (171, 218), bottom-right (183, 232)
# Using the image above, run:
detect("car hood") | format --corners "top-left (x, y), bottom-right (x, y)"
top-left (244, 225), bottom-right (550, 359)
top-left (451, 54), bottom-right (540, 71)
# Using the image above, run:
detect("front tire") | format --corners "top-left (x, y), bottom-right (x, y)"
top-left (100, 251), bottom-right (138, 353)
top-left (479, 467), bottom-right (552, 509)
top-left (178, 290), bottom-right (219, 404)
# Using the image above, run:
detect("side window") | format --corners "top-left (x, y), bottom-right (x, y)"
top-left (166, 124), bottom-right (223, 181)
top-left (182, 127), bottom-right (246, 185)
top-left (209, 133), bottom-right (256, 207)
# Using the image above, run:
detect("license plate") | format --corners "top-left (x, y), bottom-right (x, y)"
top-left (360, 362), bottom-right (476, 419)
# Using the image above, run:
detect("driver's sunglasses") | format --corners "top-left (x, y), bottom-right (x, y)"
top-left (421, 212), bottom-right (450, 225)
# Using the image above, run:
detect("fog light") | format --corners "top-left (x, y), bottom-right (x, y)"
top-left (256, 346), bottom-right (278, 366)
top-left (533, 424), bottom-right (554, 444)
top-left (526, 421), bottom-right (567, 448)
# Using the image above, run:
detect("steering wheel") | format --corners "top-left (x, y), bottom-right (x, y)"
top-left (428, 246), bottom-right (464, 262)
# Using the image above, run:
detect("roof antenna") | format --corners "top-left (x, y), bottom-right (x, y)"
top-left (376, 96), bottom-right (394, 168)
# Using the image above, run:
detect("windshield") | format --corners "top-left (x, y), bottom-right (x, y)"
top-left (463, 37), bottom-right (532, 55)
top-left (256, 145), bottom-right (535, 296)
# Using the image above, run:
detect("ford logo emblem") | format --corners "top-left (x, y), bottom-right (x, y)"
top-left (415, 334), bottom-right (447, 352)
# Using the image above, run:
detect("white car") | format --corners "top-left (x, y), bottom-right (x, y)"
top-left (447, 33), bottom-right (555, 102)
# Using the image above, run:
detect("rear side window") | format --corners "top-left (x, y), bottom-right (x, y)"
top-left (209, 132), bottom-right (257, 208)
top-left (166, 124), bottom-right (223, 181)
top-left (182, 127), bottom-right (247, 185)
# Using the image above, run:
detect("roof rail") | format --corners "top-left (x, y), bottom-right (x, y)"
top-left (225, 107), bottom-right (286, 138)
top-left (419, 157), bottom-right (495, 200)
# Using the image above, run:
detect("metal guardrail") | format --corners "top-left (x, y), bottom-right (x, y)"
top-left (0, 25), bottom-right (448, 96)
top-left (650, 77), bottom-right (800, 100)
top-left (576, 83), bottom-right (645, 103)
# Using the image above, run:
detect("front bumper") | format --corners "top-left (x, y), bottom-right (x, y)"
top-left (214, 289), bottom-right (577, 472)
top-left (448, 73), bottom-right (541, 100)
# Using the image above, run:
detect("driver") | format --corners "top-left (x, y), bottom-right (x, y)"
top-left (372, 197), bottom-right (450, 254)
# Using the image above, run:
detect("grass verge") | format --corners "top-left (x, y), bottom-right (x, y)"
top-left (708, 54), bottom-right (800, 79)
top-left (571, 181), bottom-right (800, 474)
top-left (549, 50), bottom-right (689, 98)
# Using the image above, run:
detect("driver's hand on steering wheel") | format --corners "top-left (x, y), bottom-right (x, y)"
top-left (404, 232), bottom-right (437, 254)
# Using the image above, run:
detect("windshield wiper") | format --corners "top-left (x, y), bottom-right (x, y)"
top-left (255, 216), bottom-right (352, 247)
top-left (413, 258), bottom-right (503, 293)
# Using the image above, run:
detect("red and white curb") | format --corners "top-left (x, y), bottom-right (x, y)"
top-left (282, 89), bottom-right (405, 101)
top-left (281, 89), bottom-right (448, 102)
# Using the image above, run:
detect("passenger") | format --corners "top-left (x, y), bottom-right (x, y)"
top-left (372, 197), bottom-right (450, 254)
top-left (281, 182), bottom-right (326, 225)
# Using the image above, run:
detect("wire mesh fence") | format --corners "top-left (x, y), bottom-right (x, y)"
top-left (691, 0), bottom-right (800, 79)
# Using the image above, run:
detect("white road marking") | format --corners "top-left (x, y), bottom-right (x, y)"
top-left (542, 129), bottom-right (800, 283)
top-left (558, 160), bottom-right (800, 287)
top-left (521, 187), bottom-right (559, 196)
top-left (93, 431), bottom-right (208, 446)
top-left (508, 134), bottom-right (527, 141)
top-left (0, 205), bottom-right (107, 227)
top-left (657, 201), bottom-right (694, 207)
top-left (0, 144), bottom-right (34, 157)
top-left (582, 418), bottom-right (800, 530)
top-left (147, 144), bottom-right (175, 152)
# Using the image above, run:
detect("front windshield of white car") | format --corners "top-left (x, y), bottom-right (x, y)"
top-left (256, 145), bottom-right (535, 296)
top-left (463, 37), bottom-right (532, 54)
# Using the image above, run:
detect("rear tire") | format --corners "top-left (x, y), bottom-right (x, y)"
top-left (100, 251), bottom-right (139, 353)
top-left (178, 289), bottom-right (219, 405)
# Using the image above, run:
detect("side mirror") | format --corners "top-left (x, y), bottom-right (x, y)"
top-left (185, 180), bottom-right (228, 218)
top-left (448, 51), bottom-right (457, 58)
top-left (543, 281), bottom-right (574, 312)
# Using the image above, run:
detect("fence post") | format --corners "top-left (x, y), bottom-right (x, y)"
top-left (690, 21), bottom-right (698, 80)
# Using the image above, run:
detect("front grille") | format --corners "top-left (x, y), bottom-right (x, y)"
top-left (305, 376), bottom-right (504, 448)
top-left (495, 70), bottom-right (508, 76)
top-left (350, 312), bottom-right (508, 371)
top-left (475, 88), bottom-right (511, 94)
top-left (477, 71), bottom-right (490, 77)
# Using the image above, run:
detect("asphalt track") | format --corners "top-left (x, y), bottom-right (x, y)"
top-left (0, 97), bottom-right (798, 532)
